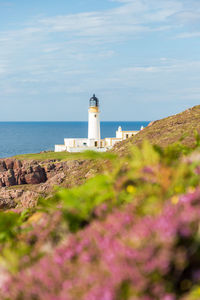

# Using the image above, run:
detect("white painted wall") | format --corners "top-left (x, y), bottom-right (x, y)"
top-left (105, 138), bottom-right (122, 147)
top-left (55, 145), bottom-right (66, 152)
top-left (122, 132), bottom-right (138, 139)
top-left (64, 139), bottom-right (75, 147)
top-left (64, 138), bottom-right (88, 147)
top-left (88, 111), bottom-right (101, 140)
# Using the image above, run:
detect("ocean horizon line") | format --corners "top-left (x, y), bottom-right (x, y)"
top-left (0, 120), bottom-right (151, 123)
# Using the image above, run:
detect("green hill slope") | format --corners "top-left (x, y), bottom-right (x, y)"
top-left (114, 105), bottom-right (200, 154)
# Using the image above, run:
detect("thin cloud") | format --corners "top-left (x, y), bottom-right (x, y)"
top-left (0, 0), bottom-right (200, 106)
top-left (121, 60), bottom-right (200, 76)
top-left (176, 32), bottom-right (200, 38)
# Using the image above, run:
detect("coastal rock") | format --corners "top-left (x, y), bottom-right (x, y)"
top-left (44, 163), bottom-right (57, 179)
top-left (4, 169), bottom-right (16, 187)
top-left (66, 160), bottom-right (81, 169)
top-left (39, 172), bottom-right (66, 193)
top-left (0, 161), bottom-right (7, 172)
top-left (24, 166), bottom-right (46, 184)
top-left (20, 191), bottom-right (39, 208)
top-left (49, 172), bottom-right (66, 185)
top-left (0, 188), bottom-right (24, 209)
top-left (13, 160), bottom-right (23, 170)
top-left (0, 198), bottom-right (16, 209)
top-left (4, 159), bottom-right (14, 170)
top-left (0, 157), bottom-right (86, 209)
top-left (0, 159), bottom-right (47, 187)
top-left (44, 163), bottom-right (56, 173)
top-left (85, 169), bottom-right (96, 179)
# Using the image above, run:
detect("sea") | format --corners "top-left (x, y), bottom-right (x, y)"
top-left (0, 121), bottom-right (150, 158)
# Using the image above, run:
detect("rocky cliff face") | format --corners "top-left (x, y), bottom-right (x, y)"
top-left (0, 158), bottom-right (84, 188)
top-left (0, 159), bottom-right (91, 209)
top-left (0, 158), bottom-right (87, 209)
top-left (0, 159), bottom-right (47, 187)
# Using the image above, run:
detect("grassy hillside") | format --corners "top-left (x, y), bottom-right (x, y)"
top-left (13, 151), bottom-right (79, 161)
top-left (114, 105), bottom-right (200, 154)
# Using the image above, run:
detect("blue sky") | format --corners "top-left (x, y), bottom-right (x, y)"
top-left (0, 0), bottom-right (200, 121)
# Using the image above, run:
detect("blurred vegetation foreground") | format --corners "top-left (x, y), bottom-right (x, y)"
top-left (1, 106), bottom-right (200, 299)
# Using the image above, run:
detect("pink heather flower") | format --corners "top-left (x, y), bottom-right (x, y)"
top-left (179, 189), bottom-right (200, 203)
top-left (142, 166), bottom-right (154, 174)
top-left (163, 295), bottom-right (176, 300)
top-left (3, 186), bottom-right (200, 300)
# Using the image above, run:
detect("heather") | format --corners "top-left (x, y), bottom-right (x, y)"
top-left (1, 139), bottom-right (200, 299)
top-left (114, 105), bottom-right (200, 155)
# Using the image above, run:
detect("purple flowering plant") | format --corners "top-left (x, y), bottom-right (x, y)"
top-left (1, 140), bottom-right (200, 299)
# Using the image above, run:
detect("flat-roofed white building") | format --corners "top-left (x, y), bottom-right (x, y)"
top-left (116, 126), bottom-right (138, 139)
top-left (55, 95), bottom-right (142, 153)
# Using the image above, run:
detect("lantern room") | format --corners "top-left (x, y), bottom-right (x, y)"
top-left (89, 94), bottom-right (99, 108)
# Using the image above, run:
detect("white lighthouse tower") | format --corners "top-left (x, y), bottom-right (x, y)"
top-left (88, 94), bottom-right (101, 147)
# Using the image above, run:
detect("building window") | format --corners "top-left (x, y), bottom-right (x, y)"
top-left (126, 134), bottom-right (129, 138)
top-left (94, 114), bottom-right (97, 118)
top-left (95, 141), bottom-right (98, 147)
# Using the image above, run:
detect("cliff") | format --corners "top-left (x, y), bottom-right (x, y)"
top-left (0, 157), bottom-right (101, 209)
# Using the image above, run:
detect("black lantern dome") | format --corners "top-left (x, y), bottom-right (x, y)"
top-left (90, 94), bottom-right (99, 107)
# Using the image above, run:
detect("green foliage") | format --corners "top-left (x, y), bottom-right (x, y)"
top-left (116, 280), bottom-right (133, 300)
top-left (2, 135), bottom-right (200, 295)
top-left (13, 149), bottom-right (117, 162)
top-left (37, 139), bottom-right (200, 231)
top-left (186, 286), bottom-right (200, 300)
top-left (0, 212), bottom-right (22, 242)
top-left (130, 140), bottom-right (160, 169)
top-left (13, 151), bottom-right (79, 161)
top-left (194, 130), bottom-right (200, 147)
top-left (75, 150), bottom-right (117, 161)
top-left (51, 174), bottom-right (115, 232)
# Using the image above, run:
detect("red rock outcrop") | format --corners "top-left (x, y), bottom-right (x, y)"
top-left (0, 158), bottom-right (85, 209)
top-left (0, 159), bottom-right (47, 187)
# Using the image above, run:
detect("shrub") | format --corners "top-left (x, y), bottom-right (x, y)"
top-left (1, 141), bottom-right (200, 299)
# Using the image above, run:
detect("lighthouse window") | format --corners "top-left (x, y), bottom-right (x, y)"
top-left (94, 114), bottom-right (97, 118)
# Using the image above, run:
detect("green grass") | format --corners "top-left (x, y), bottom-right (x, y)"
top-left (13, 150), bottom-right (116, 162)
top-left (13, 151), bottom-right (80, 161)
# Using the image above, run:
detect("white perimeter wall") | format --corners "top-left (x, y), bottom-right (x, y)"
top-left (64, 138), bottom-right (88, 148)
top-left (55, 145), bottom-right (66, 152)
top-left (67, 147), bottom-right (107, 153)
top-left (104, 138), bottom-right (122, 147)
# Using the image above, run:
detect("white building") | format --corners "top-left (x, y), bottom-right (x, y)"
top-left (55, 94), bottom-right (141, 153)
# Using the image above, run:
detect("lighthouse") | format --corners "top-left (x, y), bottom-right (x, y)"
top-left (88, 94), bottom-right (101, 146)
top-left (55, 93), bottom-right (141, 152)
